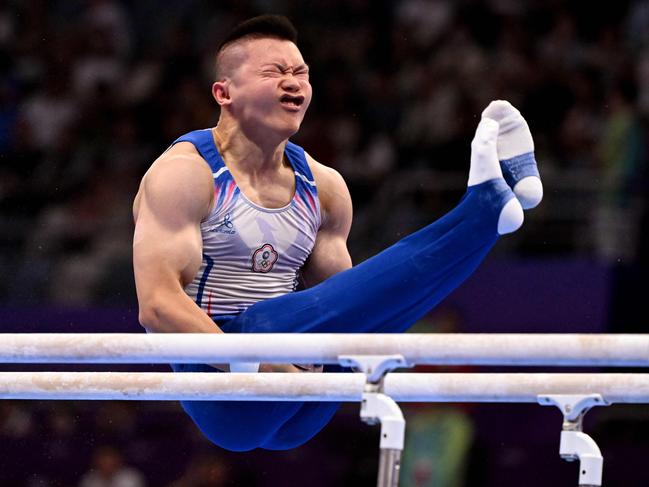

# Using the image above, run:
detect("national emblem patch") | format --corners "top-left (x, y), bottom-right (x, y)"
top-left (252, 243), bottom-right (279, 273)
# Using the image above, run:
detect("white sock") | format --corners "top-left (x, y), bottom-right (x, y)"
top-left (481, 100), bottom-right (543, 209)
top-left (468, 118), bottom-right (524, 235)
top-left (467, 118), bottom-right (502, 186)
top-left (498, 198), bottom-right (524, 235)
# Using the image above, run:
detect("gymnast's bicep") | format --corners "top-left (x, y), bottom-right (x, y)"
top-left (132, 151), bottom-right (214, 307)
top-left (301, 158), bottom-right (353, 286)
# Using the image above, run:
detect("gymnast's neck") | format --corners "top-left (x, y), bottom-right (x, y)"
top-left (213, 117), bottom-right (292, 174)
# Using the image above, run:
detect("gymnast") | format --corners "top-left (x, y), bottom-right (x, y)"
top-left (132, 14), bottom-right (543, 451)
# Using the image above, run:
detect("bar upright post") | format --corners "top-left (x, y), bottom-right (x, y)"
top-left (339, 355), bottom-right (410, 487)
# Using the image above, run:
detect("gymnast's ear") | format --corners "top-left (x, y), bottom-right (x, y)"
top-left (212, 80), bottom-right (231, 106)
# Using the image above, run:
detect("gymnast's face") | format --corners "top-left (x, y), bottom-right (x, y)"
top-left (213, 38), bottom-right (312, 139)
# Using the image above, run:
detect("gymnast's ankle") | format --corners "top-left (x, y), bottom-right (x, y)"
top-left (481, 100), bottom-right (543, 210)
top-left (468, 118), bottom-right (524, 235)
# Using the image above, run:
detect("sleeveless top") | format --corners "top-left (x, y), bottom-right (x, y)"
top-left (171, 129), bottom-right (321, 319)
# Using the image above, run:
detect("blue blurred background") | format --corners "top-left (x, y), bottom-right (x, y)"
top-left (1, 0), bottom-right (649, 485)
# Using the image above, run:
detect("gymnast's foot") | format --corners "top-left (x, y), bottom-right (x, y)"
top-left (481, 100), bottom-right (543, 209)
top-left (467, 118), bottom-right (524, 235)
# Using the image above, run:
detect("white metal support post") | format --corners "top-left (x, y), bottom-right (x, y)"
top-left (538, 394), bottom-right (610, 486)
top-left (339, 355), bottom-right (411, 487)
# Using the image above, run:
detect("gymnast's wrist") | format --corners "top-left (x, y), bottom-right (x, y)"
top-left (229, 362), bottom-right (260, 373)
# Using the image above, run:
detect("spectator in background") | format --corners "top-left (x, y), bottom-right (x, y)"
top-left (593, 81), bottom-right (647, 262)
top-left (401, 307), bottom-right (474, 487)
top-left (79, 445), bottom-right (145, 487)
top-left (1, 0), bottom-right (648, 313)
top-left (168, 453), bottom-right (230, 487)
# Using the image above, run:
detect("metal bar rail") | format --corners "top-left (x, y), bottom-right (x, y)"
top-left (1, 333), bottom-right (648, 366)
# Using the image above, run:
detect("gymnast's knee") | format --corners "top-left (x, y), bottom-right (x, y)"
top-left (204, 431), bottom-right (268, 452)
top-left (260, 403), bottom-right (341, 451)
top-left (261, 427), bottom-right (321, 451)
top-left (180, 400), bottom-right (279, 452)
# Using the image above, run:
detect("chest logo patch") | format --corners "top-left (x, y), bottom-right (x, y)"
top-left (252, 243), bottom-right (279, 273)
top-left (211, 213), bottom-right (236, 235)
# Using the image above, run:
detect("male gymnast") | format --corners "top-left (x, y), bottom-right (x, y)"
top-left (132, 15), bottom-right (543, 452)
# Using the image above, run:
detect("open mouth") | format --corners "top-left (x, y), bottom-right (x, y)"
top-left (279, 94), bottom-right (305, 108)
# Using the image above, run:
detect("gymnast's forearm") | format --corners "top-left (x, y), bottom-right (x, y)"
top-left (137, 286), bottom-right (234, 370)
top-left (137, 286), bottom-right (224, 334)
top-left (136, 282), bottom-right (306, 372)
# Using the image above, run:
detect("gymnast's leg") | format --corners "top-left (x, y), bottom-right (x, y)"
top-left (260, 401), bottom-right (342, 450)
top-left (171, 363), bottom-right (304, 452)
top-left (181, 110), bottom-right (539, 452)
top-left (232, 116), bottom-right (526, 336)
top-left (218, 117), bottom-right (528, 451)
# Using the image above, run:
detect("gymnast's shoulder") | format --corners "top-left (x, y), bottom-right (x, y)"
top-left (133, 142), bottom-right (214, 223)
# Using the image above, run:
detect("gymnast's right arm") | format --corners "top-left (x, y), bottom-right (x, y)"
top-left (132, 143), bottom-right (222, 335)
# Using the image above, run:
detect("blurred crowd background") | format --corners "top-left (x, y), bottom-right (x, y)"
top-left (2, 0), bottom-right (649, 306)
top-left (2, 0), bottom-right (649, 486)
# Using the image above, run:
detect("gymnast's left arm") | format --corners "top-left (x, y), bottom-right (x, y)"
top-left (300, 153), bottom-right (354, 287)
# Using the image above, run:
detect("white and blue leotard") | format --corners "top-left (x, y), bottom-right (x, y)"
top-left (172, 129), bottom-right (321, 321)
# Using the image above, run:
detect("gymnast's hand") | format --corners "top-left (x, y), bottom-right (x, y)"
top-left (259, 363), bottom-right (324, 373)
top-left (209, 363), bottom-right (320, 373)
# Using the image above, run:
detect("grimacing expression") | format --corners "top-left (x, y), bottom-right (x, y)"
top-left (217, 38), bottom-right (313, 138)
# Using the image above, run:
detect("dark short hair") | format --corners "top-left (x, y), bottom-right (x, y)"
top-left (218, 14), bottom-right (297, 53)
top-left (215, 15), bottom-right (298, 79)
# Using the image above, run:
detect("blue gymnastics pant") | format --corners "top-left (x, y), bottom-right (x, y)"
top-left (172, 179), bottom-right (513, 452)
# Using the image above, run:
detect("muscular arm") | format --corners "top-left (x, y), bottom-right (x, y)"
top-left (133, 143), bottom-right (221, 334)
top-left (300, 153), bottom-right (353, 287)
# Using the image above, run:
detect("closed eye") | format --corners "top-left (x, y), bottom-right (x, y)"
top-left (262, 68), bottom-right (284, 77)
top-left (261, 63), bottom-right (309, 78)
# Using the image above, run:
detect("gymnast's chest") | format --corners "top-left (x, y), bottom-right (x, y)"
top-left (200, 199), bottom-right (316, 272)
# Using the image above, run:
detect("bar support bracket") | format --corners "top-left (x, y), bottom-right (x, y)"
top-left (539, 394), bottom-right (610, 487)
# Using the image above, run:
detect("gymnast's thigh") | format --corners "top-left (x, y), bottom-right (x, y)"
top-left (171, 363), bottom-right (303, 451)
